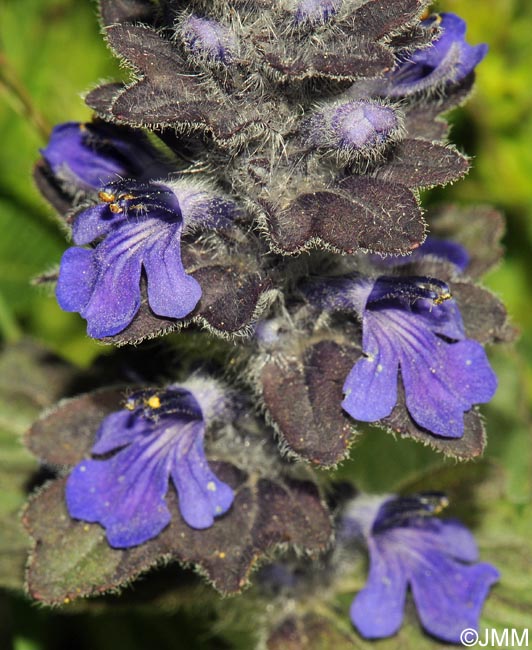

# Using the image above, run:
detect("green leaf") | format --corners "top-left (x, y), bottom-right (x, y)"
top-left (0, 341), bottom-right (77, 590)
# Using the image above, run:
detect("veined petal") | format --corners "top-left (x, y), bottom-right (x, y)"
top-left (66, 437), bottom-right (172, 547)
top-left (72, 204), bottom-right (123, 246)
top-left (171, 424), bottom-right (233, 529)
top-left (397, 321), bottom-right (496, 436)
top-left (81, 225), bottom-right (144, 338)
top-left (92, 409), bottom-right (148, 455)
top-left (412, 519), bottom-right (480, 563)
top-left (305, 274), bottom-right (496, 438)
top-left (410, 549), bottom-right (500, 643)
top-left (142, 222), bottom-right (202, 318)
top-left (56, 180), bottom-right (234, 338)
top-left (56, 247), bottom-right (97, 313)
top-left (342, 318), bottom-right (398, 421)
top-left (350, 538), bottom-right (407, 638)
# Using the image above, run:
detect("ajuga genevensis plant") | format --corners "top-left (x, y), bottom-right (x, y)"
top-left (22, 0), bottom-right (515, 646)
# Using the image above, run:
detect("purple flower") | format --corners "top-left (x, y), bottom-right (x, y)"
top-left (56, 179), bottom-right (238, 338)
top-left (66, 380), bottom-right (234, 547)
top-left (181, 15), bottom-right (236, 64)
top-left (370, 236), bottom-right (470, 272)
top-left (303, 275), bottom-right (497, 437)
top-left (343, 493), bottom-right (499, 643)
top-left (293, 0), bottom-right (342, 25)
top-left (387, 13), bottom-right (488, 96)
top-left (41, 122), bottom-right (171, 193)
top-left (302, 100), bottom-right (401, 160)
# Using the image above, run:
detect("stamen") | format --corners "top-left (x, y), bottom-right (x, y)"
top-left (98, 190), bottom-right (116, 203)
top-left (147, 395), bottom-right (161, 409)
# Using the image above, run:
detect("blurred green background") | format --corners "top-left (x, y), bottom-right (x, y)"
top-left (0, 0), bottom-right (531, 648)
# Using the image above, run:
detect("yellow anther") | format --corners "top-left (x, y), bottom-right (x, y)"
top-left (119, 193), bottom-right (135, 201)
top-left (433, 291), bottom-right (452, 305)
top-left (147, 395), bottom-right (161, 409)
top-left (433, 495), bottom-right (450, 513)
top-left (98, 190), bottom-right (116, 203)
top-left (109, 203), bottom-right (123, 214)
top-left (125, 401), bottom-right (135, 411)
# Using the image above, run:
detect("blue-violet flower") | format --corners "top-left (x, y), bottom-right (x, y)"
top-left (66, 380), bottom-right (234, 547)
top-left (386, 13), bottom-right (488, 96)
top-left (342, 493), bottom-right (499, 643)
top-left (41, 122), bottom-right (171, 193)
top-left (370, 235), bottom-right (470, 272)
top-left (304, 275), bottom-right (497, 437)
top-left (56, 179), bottom-right (238, 338)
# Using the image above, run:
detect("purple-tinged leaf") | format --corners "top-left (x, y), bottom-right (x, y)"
top-left (263, 176), bottom-right (424, 255)
top-left (98, 0), bottom-right (154, 27)
top-left (428, 205), bottom-right (505, 278)
top-left (104, 24), bottom-right (257, 146)
top-left (349, 0), bottom-right (432, 41)
top-left (381, 383), bottom-right (487, 460)
top-left (374, 140), bottom-right (469, 189)
top-left (23, 468), bottom-right (332, 604)
top-left (191, 265), bottom-right (272, 334)
top-left (85, 82), bottom-right (125, 119)
top-left (260, 340), bottom-right (361, 466)
top-left (452, 282), bottom-right (516, 344)
top-left (26, 388), bottom-right (127, 466)
top-left (260, 40), bottom-right (394, 82)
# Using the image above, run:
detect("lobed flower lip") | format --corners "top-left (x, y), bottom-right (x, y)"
top-left (56, 179), bottom-right (238, 339)
top-left (65, 383), bottom-right (234, 547)
top-left (303, 274), bottom-right (497, 437)
top-left (386, 12), bottom-right (488, 96)
top-left (343, 493), bottom-right (499, 644)
top-left (40, 122), bottom-right (171, 193)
